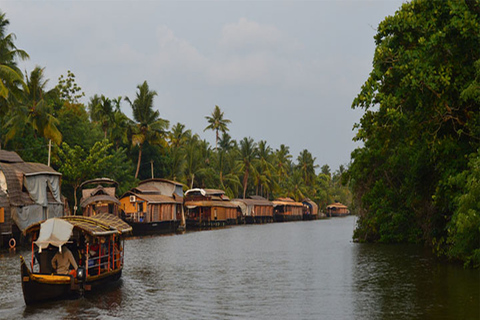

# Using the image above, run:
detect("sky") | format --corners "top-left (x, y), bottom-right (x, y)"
top-left (1, 0), bottom-right (405, 172)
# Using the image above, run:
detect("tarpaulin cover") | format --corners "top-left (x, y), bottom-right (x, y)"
top-left (34, 218), bottom-right (73, 253)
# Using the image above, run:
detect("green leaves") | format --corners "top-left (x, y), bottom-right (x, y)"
top-left (349, 0), bottom-right (480, 265)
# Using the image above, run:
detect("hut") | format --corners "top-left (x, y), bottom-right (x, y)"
top-left (119, 178), bottom-right (185, 235)
top-left (232, 196), bottom-right (274, 224)
top-left (302, 198), bottom-right (319, 220)
top-left (0, 150), bottom-right (64, 247)
top-left (272, 197), bottom-right (304, 222)
top-left (326, 202), bottom-right (350, 217)
top-left (79, 178), bottom-right (121, 217)
top-left (184, 188), bottom-right (240, 229)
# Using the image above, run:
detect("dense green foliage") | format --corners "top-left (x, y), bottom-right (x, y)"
top-left (0, 10), bottom-right (351, 216)
top-left (349, 0), bottom-right (480, 266)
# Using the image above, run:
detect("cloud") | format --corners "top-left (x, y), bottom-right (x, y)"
top-left (219, 18), bottom-right (285, 53)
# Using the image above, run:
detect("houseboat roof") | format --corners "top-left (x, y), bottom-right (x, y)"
top-left (272, 198), bottom-right (304, 207)
top-left (0, 151), bottom-right (61, 207)
top-left (80, 194), bottom-right (121, 208)
top-left (79, 178), bottom-right (118, 188)
top-left (326, 202), bottom-right (348, 209)
top-left (25, 213), bottom-right (132, 238)
top-left (0, 150), bottom-right (24, 163)
top-left (126, 192), bottom-right (179, 204)
top-left (138, 178), bottom-right (184, 187)
top-left (233, 197), bottom-right (273, 206)
top-left (184, 200), bottom-right (239, 209)
top-left (185, 188), bottom-right (230, 200)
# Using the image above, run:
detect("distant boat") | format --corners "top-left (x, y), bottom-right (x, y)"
top-left (79, 178), bottom-right (122, 217)
top-left (272, 198), bottom-right (304, 222)
top-left (119, 179), bottom-right (185, 236)
top-left (184, 188), bottom-right (240, 229)
top-left (20, 213), bottom-right (131, 305)
top-left (232, 196), bottom-right (274, 224)
top-left (325, 202), bottom-right (350, 217)
top-left (302, 198), bottom-right (320, 220)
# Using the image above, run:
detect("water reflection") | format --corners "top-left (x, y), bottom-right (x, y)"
top-left (352, 244), bottom-right (480, 320)
top-left (1, 216), bottom-right (478, 320)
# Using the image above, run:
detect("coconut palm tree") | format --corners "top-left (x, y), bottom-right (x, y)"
top-left (237, 137), bottom-right (258, 199)
top-left (297, 149), bottom-right (319, 187)
top-left (88, 94), bottom-right (114, 139)
top-left (274, 144), bottom-right (292, 192)
top-left (204, 105), bottom-right (231, 151)
top-left (125, 81), bottom-right (169, 179)
top-left (0, 11), bottom-right (28, 102)
top-left (5, 66), bottom-right (62, 146)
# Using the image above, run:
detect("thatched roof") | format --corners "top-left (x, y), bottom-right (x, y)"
top-left (0, 150), bottom-right (23, 163)
top-left (25, 213), bottom-right (132, 236)
top-left (0, 152), bottom-right (61, 207)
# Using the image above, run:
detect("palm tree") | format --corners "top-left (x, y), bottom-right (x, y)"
top-left (237, 137), bottom-right (258, 199)
top-left (255, 140), bottom-right (275, 198)
top-left (125, 81), bottom-right (169, 178)
top-left (110, 96), bottom-right (132, 150)
top-left (274, 144), bottom-right (292, 191)
top-left (0, 11), bottom-right (28, 102)
top-left (204, 105), bottom-right (231, 151)
top-left (167, 123), bottom-right (192, 181)
top-left (5, 66), bottom-right (62, 146)
top-left (88, 94), bottom-right (114, 139)
top-left (297, 149), bottom-right (319, 187)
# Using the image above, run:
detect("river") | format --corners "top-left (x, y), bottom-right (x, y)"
top-left (0, 216), bottom-right (478, 319)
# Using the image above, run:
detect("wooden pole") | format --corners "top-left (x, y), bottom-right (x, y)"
top-left (47, 139), bottom-right (52, 166)
top-left (151, 160), bottom-right (154, 179)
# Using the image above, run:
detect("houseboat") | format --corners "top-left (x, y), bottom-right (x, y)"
top-left (0, 150), bottom-right (66, 248)
top-left (20, 213), bottom-right (131, 305)
top-left (79, 178), bottom-right (121, 217)
top-left (272, 198), bottom-right (304, 222)
top-left (184, 188), bottom-right (240, 229)
top-left (326, 202), bottom-right (350, 217)
top-left (232, 196), bottom-right (274, 224)
top-left (119, 179), bottom-right (185, 235)
top-left (302, 198), bottom-right (319, 220)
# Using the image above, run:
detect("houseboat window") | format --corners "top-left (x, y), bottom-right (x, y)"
top-left (0, 207), bottom-right (4, 223)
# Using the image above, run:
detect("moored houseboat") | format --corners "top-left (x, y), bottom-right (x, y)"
top-left (184, 188), bottom-right (240, 229)
top-left (326, 202), bottom-right (350, 217)
top-left (119, 179), bottom-right (185, 235)
top-left (272, 198), bottom-right (304, 222)
top-left (232, 196), bottom-right (274, 224)
top-left (20, 213), bottom-right (131, 305)
top-left (79, 178), bottom-right (121, 217)
top-left (302, 198), bottom-right (319, 220)
top-left (0, 150), bottom-right (66, 248)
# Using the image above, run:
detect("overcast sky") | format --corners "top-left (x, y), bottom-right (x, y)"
top-left (2, 0), bottom-right (404, 171)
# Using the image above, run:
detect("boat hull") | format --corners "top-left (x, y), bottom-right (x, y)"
top-left (274, 214), bottom-right (302, 222)
top-left (128, 220), bottom-right (181, 236)
top-left (21, 256), bottom-right (122, 305)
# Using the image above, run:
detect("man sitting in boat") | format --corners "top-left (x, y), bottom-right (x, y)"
top-left (51, 246), bottom-right (78, 276)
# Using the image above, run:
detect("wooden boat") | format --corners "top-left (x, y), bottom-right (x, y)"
top-left (20, 213), bottom-right (132, 305)
top-left (272, 198), bottom-right (304, 222)
top-left (119, 179), bottom-right (185, 236)
top-left (232, 196), bottom-right (274, 224)
top-left (79, 178), bottom-right (122, 217)
top-left (184, 188), bottom-right (240, 229)
top-left (302, 198), bottom-right (319, 220)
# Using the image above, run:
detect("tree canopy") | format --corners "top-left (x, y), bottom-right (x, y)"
top-left (348, 0), bottom-right (480, 267)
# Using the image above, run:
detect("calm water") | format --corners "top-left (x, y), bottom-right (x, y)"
top-left (0, 216), bottom-right (478, 319)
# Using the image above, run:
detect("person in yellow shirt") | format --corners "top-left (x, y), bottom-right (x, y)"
top-left (51, 246), bottom-right (78, 275)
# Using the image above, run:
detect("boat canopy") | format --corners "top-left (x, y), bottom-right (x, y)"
top-left (34, 218), bottom-right (73, 253)
top-left (25, 213), bottom-right (132, 251)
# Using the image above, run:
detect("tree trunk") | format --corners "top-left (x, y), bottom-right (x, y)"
top-left (243, 170), bottom-right (249, 199)
top-left (135, 146), bottom-right (143, 179)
